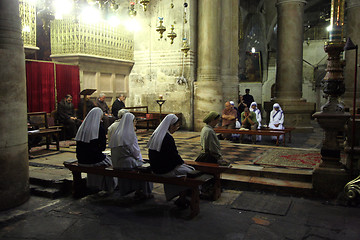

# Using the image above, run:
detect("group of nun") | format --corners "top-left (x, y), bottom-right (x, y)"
top-left (232, 101), bottom-right (285, 142)
top-left (74, 107), bottom-right (197, 208)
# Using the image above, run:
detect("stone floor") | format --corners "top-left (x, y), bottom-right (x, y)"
top-left (1, 121), bottom-right (360, 239)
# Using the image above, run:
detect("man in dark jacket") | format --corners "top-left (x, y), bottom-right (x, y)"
top-left (57, 94), bottom-right (81, 139)
top-left (111, 94), bottom-right (126, 118)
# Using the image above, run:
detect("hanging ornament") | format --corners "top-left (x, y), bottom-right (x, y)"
top-left (181, 38), bottom-right (190, 57)
top-left (183, 2), bottom-right (188, 24)
top-left (128, 1), bottom-right (137, 17)
top-left (140, 0), bottom-right (150, 11)
top-left (167, 25), bottom-right (177, 44)
top-left (156, 17), bottom-right (166, 39)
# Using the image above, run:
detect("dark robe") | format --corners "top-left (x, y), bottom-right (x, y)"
top-left (111, 98), bottom-right (125, 118)
top-left (148, 133), bottom-right (184, 174)
top-left (95, 98), bottom-right (110, 114)
top-left (57, 98), bottom-right (75, 122)
top-left (76, 126), bottom-right (106, 165)
top-left (243, 94), bottom-right (254, 108)
top-left (77, 99), bottom-right (95, 120)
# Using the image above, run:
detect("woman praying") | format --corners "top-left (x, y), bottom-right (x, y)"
top-left (250, 102), bottom-right (262, 142)
top-left (75, 107), bottom-right (116, 192)
top-left (147, 114), bottom-right (194, 209)
top-left (109, 112), bottom-right (153, 199)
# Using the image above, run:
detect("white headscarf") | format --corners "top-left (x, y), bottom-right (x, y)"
top-left (273, 103), bottom-right (282, 111)
top-left (117, 108), bottom-right (129, 119)
top-left (250, 102), bottom-right (257, 110)
top-left (147, 114), bottom-right (178, 152)
top-left (109, 113), bottom-right (137, 148)
top-left (75, 107), bottom-right (103, 143)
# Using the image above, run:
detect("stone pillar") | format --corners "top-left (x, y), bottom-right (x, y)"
top-left (343, 0), bottom-right (360, 110)
top-left (275, 0), bottom-right (314, 132)
top-left (220, 0), bottom-right (239, 104)
top-left (194, 0), bottom-right (222, 131)
top-left (0, 0), bottom-right (29, 210)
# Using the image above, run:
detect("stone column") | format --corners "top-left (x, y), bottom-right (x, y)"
top-left (0, 0), bottom-right (29, 210)
top-left (220, 0), bottom-right (239, 104)
top-left (343, 0), bottom-right (360, 110)
top-left (194, 0), bottom-right (222, 131)
top-left (275, 0), bottom-right (314, 132)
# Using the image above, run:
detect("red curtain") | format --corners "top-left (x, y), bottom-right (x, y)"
top-left (26, 61), bottom-right (55, 113)
top-left (55, 64), bottom-right (80, 107)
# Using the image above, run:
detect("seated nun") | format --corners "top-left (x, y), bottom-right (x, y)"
top-left (75, 107), bottom-right (116, 193)
top-left (269, 103), bottom-right (285, 141)
top-left (109, 112), bottom-right (153, 199)
top-left (107, 109), bottom-right (129, 140)
top-left (147, 114), bottom-right (195, 209)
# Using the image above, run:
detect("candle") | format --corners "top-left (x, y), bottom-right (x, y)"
top-left (159, 95), bottom-right (163, 100)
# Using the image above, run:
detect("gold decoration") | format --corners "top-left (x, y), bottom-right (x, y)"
top-left (140, 0), bottom-right (150, 11)
top-left (156, 17), bottom-right (166, 39)
top-left (167, 25), bottom-right (177, 44)
top-left (50, 18), bottom-right (134, 61)
top-left (19, 0), bottom-right (37, 48)
top-left (128, 2), bottom-right (137, 17)
top-left (344, 175), bottom-right (360, 200)
top-left (181, 38), bottom-right (190, 57)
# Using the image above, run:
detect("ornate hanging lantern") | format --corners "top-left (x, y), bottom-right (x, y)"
top-left (128, 1), bottom-right (137, 17)
top-left (156, 17), bottom-right (166, 39)
top-left (167, 25), bottom-right (177, 44)
top-left (181, 38), bottom-right (190, 57)
top-left (140, 0), bottom-right (150, 11)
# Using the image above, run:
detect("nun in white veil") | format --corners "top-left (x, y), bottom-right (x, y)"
top-left (250, 102), bottom-right (262, 141)
top-left (107, 108), bottom-right (129, 140)
top-left (269, 103), bottom-right (285, 140)
top-left (109, 112), bottom-right (153, 199)
top-left (147, 114), bottom-right (194, 208)
top-left (75, 107), bottom-right (116, 192)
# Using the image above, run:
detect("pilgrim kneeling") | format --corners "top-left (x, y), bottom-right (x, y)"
top-left (147, 114), bottom-right (195, 209)
top-left (109, 112), bottom-right (153, 200)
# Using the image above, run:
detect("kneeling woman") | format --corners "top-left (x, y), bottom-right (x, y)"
top-left (109, 112), bottom-right (153, 199)
top-left (147, 114), bottom-right (194, 208)
top-left (75, 107), bottom-right (116, 192)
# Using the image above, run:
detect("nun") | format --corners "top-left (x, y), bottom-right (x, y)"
top-left (109, 112), bottom-right (153, 199)
top-left (269, 103), bottom-right (285, 140)
top-left (250, 102), bottom-right (262, 142)
top-left (107, 108), bottom-right (129, 140)
top-left (147, 114), bottom-right (194, 208)
top-left (75, 107), bottom-right (116, 192)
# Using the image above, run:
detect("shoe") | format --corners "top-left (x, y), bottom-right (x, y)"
top-left (217, 135), bottom-right (224, 140)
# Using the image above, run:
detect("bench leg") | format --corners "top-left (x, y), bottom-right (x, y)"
top-left (213, 173), bottom-right (221, 201)
top-left (189, 187), bottom-right (200, 218)
top-left (46, 134), bottom-right (50, 150)
top-left (54, 133), bottom-right (60, 151)
top-left (276, 136), bottom-right (279, 146)
top-left (72, 171), bottom-right (84, 198)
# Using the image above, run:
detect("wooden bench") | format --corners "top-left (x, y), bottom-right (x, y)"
top-left (123, 106), bottom-right (159, 130)
top-left (63, 160), bottom-right (214, 218)
top-left (184, 160), bottom-right (231, 200)
top-left (28, 112), bottom-right (62, 151)
top-left (214, 127), bottom-right (294, 146)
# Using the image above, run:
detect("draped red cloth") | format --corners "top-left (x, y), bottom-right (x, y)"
top-left (26, 61), bottom-right (55, 113)
top-left (55, 64), bottom-right (80, 107)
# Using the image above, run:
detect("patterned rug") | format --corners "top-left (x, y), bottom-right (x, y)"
top-left (30, 140), bottom-right (76, 153)
top-left (253, 148), bottom-right (322, 169)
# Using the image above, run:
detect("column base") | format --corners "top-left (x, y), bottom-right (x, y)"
top-left (313, 166), bottom-right (351, 199)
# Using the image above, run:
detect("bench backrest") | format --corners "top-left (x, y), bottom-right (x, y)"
top-left (28, 112), bottom-right (49, 129)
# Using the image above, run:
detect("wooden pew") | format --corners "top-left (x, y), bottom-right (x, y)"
top-left (123, 106), bottom-right (159, 130)
top-left (184, 160), bottom-right (231, 200)
top-left (28, 112), bottom-right (62, 151)
top-left (63, 160), bottom-right (214, 218)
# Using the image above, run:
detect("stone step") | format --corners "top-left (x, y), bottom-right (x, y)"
top-left (30, 184), bottom-right (66, 199)
top-left (221, 173), bottom-right (314, 197)
top-left (225, 165), bottom-right (313, 183)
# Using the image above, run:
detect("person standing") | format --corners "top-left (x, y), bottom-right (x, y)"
top-left (111, 94), bottom-right (126, 118)
top-left (269, 103), bottom-right (285, 141)
top-left (242, 89), bottom-right (255, 109)
top-left (57, 94), bottom-right (81, 140)
top-left (109, 112), bottom-right (153, 199)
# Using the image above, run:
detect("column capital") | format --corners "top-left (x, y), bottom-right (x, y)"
top-left (347, 0), bottom-right (360, 9)
top-left (276, 0), bottom-right (307, 6)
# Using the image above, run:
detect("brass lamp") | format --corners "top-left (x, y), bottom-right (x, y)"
top-left (156, 17), bottom-right (166, 39)
top-left (140, 0), bottom-right (150, 11)
top-left (167, 25), bottom-right (177, 44)
top-left (181, 38), bottom-right (190, 57)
